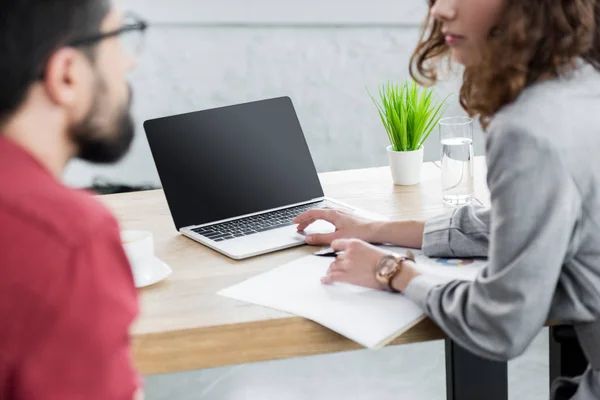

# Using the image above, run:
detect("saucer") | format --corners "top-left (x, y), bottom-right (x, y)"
top-left (133, 257), bottom-right (173, 288)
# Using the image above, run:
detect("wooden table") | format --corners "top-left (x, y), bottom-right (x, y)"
top-left (101, 156), bottom-right (504, 399)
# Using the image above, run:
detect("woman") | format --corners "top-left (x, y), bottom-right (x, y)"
top-left (293, 1), bottom-right (600, 399)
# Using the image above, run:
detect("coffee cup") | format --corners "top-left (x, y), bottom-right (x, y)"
top-left (121, 230), bottom-right (171, 288)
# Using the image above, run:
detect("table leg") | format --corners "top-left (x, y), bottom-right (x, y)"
top-left (445, 339), bottom-right (508, 400)
top-left (549, 325), bottom-right (588, 399)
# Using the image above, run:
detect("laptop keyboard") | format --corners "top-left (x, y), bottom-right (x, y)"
top-left (191, 201), bottom-right (335, 242)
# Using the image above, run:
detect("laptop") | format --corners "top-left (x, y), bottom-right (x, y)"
top-left (144, 96), bottom-right (381, 260)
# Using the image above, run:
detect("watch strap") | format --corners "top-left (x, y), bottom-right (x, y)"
top-left (387, 255), bottom-right (413, 292)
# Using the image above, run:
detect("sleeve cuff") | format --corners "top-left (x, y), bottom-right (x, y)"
top-left (421, 211), bottom-right (455, 257)
top-left (403, 274), bottom-right (450, 310)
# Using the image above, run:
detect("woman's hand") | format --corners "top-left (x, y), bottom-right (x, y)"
top-left (294, 209), bottom-right (426, 249)
top-left (293, 209), bottom-right (376, 246)
top-left (321, 238), bottom-right (388, 290)
top-left (322, 238), bottom-right (422, 292)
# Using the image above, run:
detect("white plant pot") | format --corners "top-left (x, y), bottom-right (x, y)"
top-left (387, 146), bottom-right (424, 186)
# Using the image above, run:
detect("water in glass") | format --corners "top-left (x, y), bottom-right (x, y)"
top-left (441, 136), bottom-right (474, 206)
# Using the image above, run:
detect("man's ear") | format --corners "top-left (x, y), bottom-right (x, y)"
top-left (42, 48), bottom-right (92, 108)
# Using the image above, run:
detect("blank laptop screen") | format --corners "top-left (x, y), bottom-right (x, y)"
top-left (144, 97), bottom-right (324, 230)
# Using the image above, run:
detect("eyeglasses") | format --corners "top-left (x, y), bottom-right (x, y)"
top-left (36, 13), bottom-right (148, 80)
top-left (69, 12), bottom-right (148, 58)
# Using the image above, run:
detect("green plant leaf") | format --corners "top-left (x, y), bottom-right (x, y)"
top-left (369, 79), bottom-right (450, 152)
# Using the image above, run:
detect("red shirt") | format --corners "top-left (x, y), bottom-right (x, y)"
top-left (0, 137), bottom-right (139, 400)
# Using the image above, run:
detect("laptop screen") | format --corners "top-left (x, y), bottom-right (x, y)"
top-left (144, 97), bottom-right (325, 230)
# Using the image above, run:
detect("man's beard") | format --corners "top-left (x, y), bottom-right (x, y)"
top-left (70, 77), bottom-right (135, 164)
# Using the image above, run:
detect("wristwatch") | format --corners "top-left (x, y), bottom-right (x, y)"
top-left (375, 250), bottom-right (415, 292)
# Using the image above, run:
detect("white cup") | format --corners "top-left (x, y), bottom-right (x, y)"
top-left (121, 230), bottom-right (156, 284)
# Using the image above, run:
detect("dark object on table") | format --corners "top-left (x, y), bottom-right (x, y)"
top-left (87, 177), bottom-right (158, 195)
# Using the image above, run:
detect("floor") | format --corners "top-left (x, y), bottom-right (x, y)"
top-left (145, 328), bottom-right (550, 400)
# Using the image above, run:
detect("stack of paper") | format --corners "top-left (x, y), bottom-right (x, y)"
top-left (218, 246), bottom-right (487, 349)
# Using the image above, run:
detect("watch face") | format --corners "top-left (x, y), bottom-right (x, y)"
top-left (379, 258), bottom-right (397, 276)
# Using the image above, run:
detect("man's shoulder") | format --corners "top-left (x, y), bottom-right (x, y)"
top-left (0, 178), bottom-right (119, 246)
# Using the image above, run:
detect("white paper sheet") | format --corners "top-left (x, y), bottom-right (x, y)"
top-left (219, 246), bottom-right (487, 349)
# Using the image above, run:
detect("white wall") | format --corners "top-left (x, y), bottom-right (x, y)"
top-left (63, 0), bottom-right (483, 188)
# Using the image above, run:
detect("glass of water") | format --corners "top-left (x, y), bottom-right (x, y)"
top-left (440, 117), bottom-right (474, 206)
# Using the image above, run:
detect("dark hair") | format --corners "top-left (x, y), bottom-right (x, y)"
top-left (0, 0), bottom-right (110, 124)
top-left (410, 0), bottom-right (600, 129)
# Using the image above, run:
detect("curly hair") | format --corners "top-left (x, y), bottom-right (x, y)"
top-left (410, 0), bottom-right (600, 129)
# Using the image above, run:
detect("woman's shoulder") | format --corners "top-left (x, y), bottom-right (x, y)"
top-left (489, 63), bottom-right (600, 147)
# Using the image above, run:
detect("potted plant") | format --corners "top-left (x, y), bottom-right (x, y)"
top-left (370, 80), bottom-right (447, 185)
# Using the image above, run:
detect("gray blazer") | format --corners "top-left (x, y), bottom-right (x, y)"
top-left (404, 62), bottom-right (600, 400)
